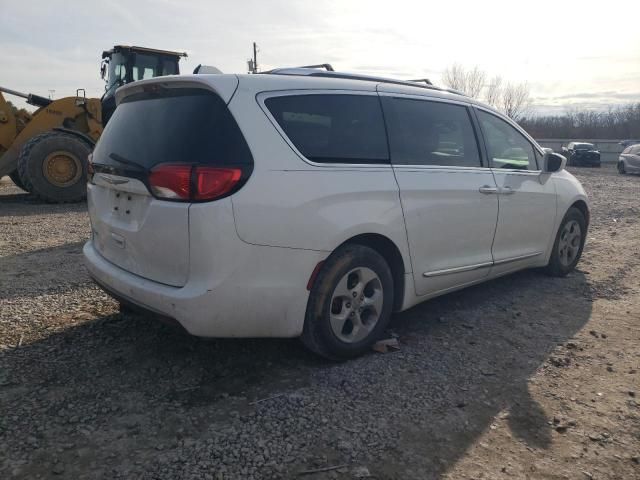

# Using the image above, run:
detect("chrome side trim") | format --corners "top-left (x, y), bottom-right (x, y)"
top-left (422, 251), bottom-right (543, 278)
top-left (423, 261), bottom-right (493, 278)
top-left (493, 251), bottom-right (543, 265)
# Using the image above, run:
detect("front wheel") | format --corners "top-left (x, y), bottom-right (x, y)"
top-left (618, 161), bottom-right (626, 174)
top-left (302, 245), bottom-right (394, 360)
top-left (545, 207), bottom-right (587, 277)
top-left (17, 131), bottom-right (91, 203)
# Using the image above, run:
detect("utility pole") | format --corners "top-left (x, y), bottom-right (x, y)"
top-left (253, 42), bottom-right (258, 74)
top-left (247, 42), bottom-right (258, 74)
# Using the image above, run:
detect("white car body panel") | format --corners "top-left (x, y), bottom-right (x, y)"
top-left (619, 146), bottom-right (640, 173)
top-left (88, 178), bottom-right (191, 287)
top-left (392, 165), bottom-right (498, 297)
top-left (85, 197), bottom-right (323, 337)
top-left (488, 170), bottom-right (557, 276)
top-left (84, 72), bottom-right (590, 339)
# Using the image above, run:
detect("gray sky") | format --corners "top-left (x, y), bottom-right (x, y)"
top-left (1, 0), bottom-right (639, 115)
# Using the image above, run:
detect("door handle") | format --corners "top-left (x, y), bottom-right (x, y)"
top-left (479, 185), bottom-right (498, 194)
top-left (500, 186), bottom-right (515, 195)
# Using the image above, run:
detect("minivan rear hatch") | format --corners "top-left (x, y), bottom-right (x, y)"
top-left (88, 79), bottom-right (251, 287)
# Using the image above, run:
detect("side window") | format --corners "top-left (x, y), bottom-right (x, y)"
top-left (477, 110), bottom-right (538, 170)
top-left (264, 94), bottom-right (388, 164)
top-left (382, 97), bottom-right (481, 167)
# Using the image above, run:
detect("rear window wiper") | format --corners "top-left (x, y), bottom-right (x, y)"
top-left (108, 153), bottom-right (148, 172)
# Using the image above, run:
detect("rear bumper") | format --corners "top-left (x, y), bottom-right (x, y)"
top-left (83, 240), bottom-right (325, 338)
top-left (572, 155), bottom-right (600, 166)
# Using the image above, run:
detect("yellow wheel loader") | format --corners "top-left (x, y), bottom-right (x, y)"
top-left (0, 46), bottom-right (186, 203)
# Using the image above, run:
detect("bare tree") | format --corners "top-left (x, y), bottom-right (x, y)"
top-left (441, 63), bottom-right (486, 99)
top-left (484, 75), bottom-right (503, 108)
top-left (441, 63), bottom-right (532, 120)
top-left (465, 66), bottom-right (486, 99)
top-left (441, 63), bottom-right (467, 93)
top-left (499, 82), bottom-right (532, 121)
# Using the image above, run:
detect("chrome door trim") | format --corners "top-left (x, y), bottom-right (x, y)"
top-left (493, 251), bottom-right (543, 265)
top-left (423, 261), bottom-right (493, 278)
top-left (479, 185), bottom-right (499, 194)
top-left (422, 251), bottom-right (542, 277)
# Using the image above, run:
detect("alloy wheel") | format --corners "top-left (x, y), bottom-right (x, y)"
top-left (329, 267), bottom-right (384, 343)
top-left (558, 220), bottom-right (582, 266)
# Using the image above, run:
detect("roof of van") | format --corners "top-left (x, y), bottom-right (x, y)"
top-left (116, 71), bottom-right (501, 114)
top-left (235, 72), bottom-right (477, 102)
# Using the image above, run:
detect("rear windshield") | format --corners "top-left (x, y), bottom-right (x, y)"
top-left (93, 88), bottom-right (252, 170)
top-left (574, 143), bottom-right (594, 150)
top-left (264, 94), bottom-right (389, 164)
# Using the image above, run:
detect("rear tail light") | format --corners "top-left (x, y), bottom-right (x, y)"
top-left (193, 167), bottom-right (242, 201)
top-left (148, 164), bottom-right (244, 202)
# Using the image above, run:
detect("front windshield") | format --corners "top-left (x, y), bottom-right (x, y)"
top-left (106, 52), bottom-right (127, 92)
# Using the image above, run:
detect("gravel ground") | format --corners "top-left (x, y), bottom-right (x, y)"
top-left (0, 166), bottom-right (639, 480)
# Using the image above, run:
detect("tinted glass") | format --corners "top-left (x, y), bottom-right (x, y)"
top-left (574, 143), bottom-right (594, 150)
top-left (93, 88), bottom-right (252, 170)
top-left (381, 98), bottom-right (481, 167)
top-left (265, 94), bottom-right (388, 164)
top-left (477, 110), bottom-right (538, 170)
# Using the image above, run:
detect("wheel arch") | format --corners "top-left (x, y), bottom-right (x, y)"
top-left (52, 127), bottom-right (96, 148)
top-left (337, 233), bottom-right (407, 312)
top-left (569, 199), bottom-right (590, 229)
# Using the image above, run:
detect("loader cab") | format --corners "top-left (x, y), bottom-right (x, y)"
top-left (100, 45), bottom-right (186, 125)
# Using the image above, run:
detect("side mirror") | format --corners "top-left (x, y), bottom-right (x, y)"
top-left (543, 151), bottom-right (566, 173)
top-left (100, 60), bottom-right (108, 80)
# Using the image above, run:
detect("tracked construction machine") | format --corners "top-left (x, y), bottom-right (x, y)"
top-left (0, 46), bottom-right (186, 202)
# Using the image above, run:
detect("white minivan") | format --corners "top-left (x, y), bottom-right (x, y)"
top-left (84, 68), bottom-right (589, 359)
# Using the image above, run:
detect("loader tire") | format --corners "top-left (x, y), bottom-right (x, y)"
top-left (17, 131), bottom-right (91, 203)
top-left (8, 170), bottom-right (28, 192)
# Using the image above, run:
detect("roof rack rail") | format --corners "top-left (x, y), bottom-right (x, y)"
top-left (307, 71), bottom-right (446, 92)
top-left (297, 63), bottom-right (334, 71)
top-left (408, 78), bottom-right (433, 86)
top-left (261, 67), bottom-right (466, 97)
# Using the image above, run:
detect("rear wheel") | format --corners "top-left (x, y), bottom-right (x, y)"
top-left (618, 161), bottom-right (626, 174)
top-left (17, 131), bottom-right (91, 203)
top-left (302, 245), bottom-right (394, 360)
top-left (545, 207), bottom-right (587, 277)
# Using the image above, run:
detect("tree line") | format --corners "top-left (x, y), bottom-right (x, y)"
top-left (519, 104), bottom-right (640, 139)
top-left (440, 64), bottom-right (640, 139)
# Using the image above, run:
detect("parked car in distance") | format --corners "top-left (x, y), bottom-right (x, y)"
top-left (562, 142), bottom-right (601, 167)
top-left (84, 68), bottom-right (590, 359)
top-left (619, 139), bottom-right (640, 149)
top-left (618, 144), bottom-right (640, 174)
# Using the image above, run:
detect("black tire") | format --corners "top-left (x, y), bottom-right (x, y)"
top-left (118, 302), bottom-right (137, 315)
top-left (17, 131), bottom-right (91, 203)
top-left (545, 207), bottom-right (587, 277)
top-left (8, 170), bottom-right (28, 191)
top-left (618, 161), bottom-right (626, 174)
top-left (301, 244), bottom-right (394, 360)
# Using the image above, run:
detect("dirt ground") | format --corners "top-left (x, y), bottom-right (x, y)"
top-left (0, 166), bottom-right (638, 480)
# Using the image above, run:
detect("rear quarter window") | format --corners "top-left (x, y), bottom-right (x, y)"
top-left (264, 94), bottom-right (389, 164)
